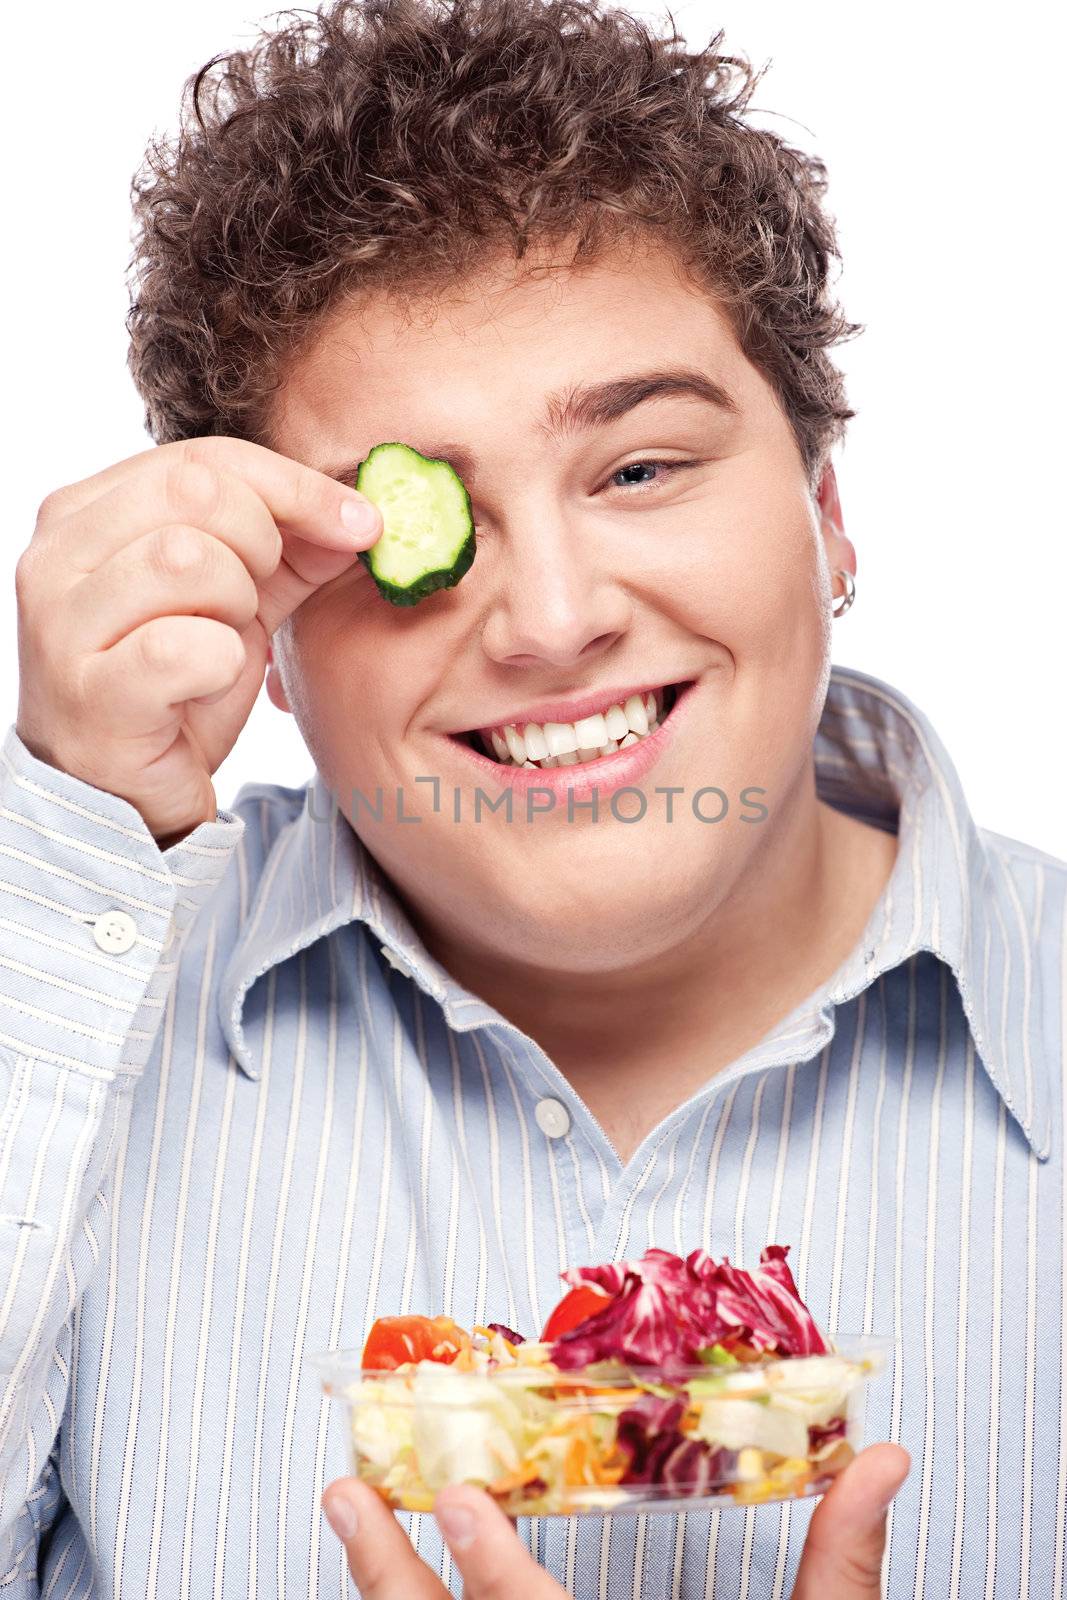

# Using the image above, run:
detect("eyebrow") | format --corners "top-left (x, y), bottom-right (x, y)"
top-left (318, 366), bottom-right (740, 487)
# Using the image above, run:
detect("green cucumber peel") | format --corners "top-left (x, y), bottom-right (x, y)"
top-left (355, 442), bottom-right (476, 607)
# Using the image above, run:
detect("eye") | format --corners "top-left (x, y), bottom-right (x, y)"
top-left (607, 459), bottom-right (699, 494)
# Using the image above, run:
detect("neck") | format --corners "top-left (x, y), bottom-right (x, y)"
top-left (402, 770), bottom-right (898, 1137)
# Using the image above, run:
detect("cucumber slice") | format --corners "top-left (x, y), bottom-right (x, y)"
top-left (355, 442), bottom-right (476, 607)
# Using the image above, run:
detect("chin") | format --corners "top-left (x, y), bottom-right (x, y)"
top-left (492, 873), bottom-right (694, 965)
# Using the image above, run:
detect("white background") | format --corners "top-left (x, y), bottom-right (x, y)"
top-left (4, 1), bottom-right (1065, 855)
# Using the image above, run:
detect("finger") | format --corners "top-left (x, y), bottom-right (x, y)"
top-left (35, 435), bottom-right (381, 558)
top-left (252, 524), bottom-right (375, 637)
top-left (95, 450), bottom-right (379, 636)
top-left (791, 1443), bottom-right (911, 1599)
top-left (39, 454), bottom-right (284, 583)
top-left (322, 1478), bottom-right (447, 1600)
top-left (79, 616), bottom-right (249, 736)
top-left (433, 1485), bottom-right (569, 1599)
top-left (63, 525), bottom-right (261, 654)
top-left (42, 452), bottom-right (378, 641)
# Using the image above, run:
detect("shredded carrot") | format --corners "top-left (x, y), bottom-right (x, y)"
top-left (563, 1435), bottom-right (596, 1485)
top-left (563, 1446), bottom-right (630, 1491)
top-left (730, 1343), bottom-right (769, 1365)
top-left (486, 1461), bottom-right (544, 1495)
top-left (555, 1383), bottom-right (645, 1401)
top-left (558, 1418), bottom-right (630, 1487)
top-left (396, 1489), bottom-right (436, 1512)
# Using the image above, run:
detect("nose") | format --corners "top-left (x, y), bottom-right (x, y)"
top-left (478, 498), bottom-right (632, 670)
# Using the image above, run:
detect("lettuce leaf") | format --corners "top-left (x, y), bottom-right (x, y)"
top-left (408, 1364), bottom-right (529, 1490)
top-left (694, 1396), bottom-right (810, 1459)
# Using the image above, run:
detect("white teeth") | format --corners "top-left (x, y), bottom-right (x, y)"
top-left (573, 711), bottom-right (608, 748)
top-left (522, 759), bottom-right (538, 769)
top-left (623, 694), bottom-right (649, 736)
top-left (543, 721), bottom-right (580, 757)
top-left (523, 722), bottom-right (549, 760)
top-left (604, 704), bottom-right (629, 741)
top-left (478, 685), bottom-right (675, 768)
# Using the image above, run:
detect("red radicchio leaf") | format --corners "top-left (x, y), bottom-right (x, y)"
top-left (691, 1244), bottom-right (829, 1359)
top-left (549, 1244), bottom-right (828, 1370)
top-left (809, 1417), bottom-right (848, 1451)
top-left (486, 1322), bottom-right (526, 1344)
top-left (614, 1394), bottom-right (737, 1495)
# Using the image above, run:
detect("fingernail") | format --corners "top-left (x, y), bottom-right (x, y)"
top-left (323, 1491), bottom-right (358, 1540)
top-left (340, 497), bottom-right (380, 538)
top-left (436, 1502), bottom-right (477, 1551)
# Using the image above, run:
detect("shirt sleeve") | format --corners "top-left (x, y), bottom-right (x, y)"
top-left (0, 724), bottom-right (245, 1577)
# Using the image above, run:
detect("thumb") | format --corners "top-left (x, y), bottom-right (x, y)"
top-left (791, 1442), bottom-right (911, 1599)
top-left (434, 1484), bottom-right (568, 1597)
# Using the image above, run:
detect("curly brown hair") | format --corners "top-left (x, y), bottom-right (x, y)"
top-left (126, 0), bottom-right (861, 491)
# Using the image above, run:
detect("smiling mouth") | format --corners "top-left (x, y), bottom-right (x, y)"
top-left (451, 682), bottom-right (689, 769)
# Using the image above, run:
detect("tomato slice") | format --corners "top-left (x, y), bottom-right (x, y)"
top-left (361, 1314), bottom-right (471, 1371)
top-left (540, 1284), bottom-right (612, 1342)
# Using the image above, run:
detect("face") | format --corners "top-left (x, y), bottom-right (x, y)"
top-left (265, 234), bottom-right (854, 978)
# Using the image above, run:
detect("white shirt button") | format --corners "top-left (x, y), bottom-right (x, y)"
top-left (92, 910), bottom-right (138, 955)
top-left (534, 1097), bottom-right (571, 1138)
top-left (382, 947), bottom-right (415, 980)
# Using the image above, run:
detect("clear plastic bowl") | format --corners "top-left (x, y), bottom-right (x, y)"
top-left (308, 1336), bottom-right (892, 1518)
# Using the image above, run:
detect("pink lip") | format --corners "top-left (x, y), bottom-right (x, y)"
top-left (444, 680), bottom-right (698, 801)
top-left (457, 680), bottom-right (682, 739)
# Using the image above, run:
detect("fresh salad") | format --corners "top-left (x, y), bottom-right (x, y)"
top-left (318, 1245), bottom-right (883, 1517)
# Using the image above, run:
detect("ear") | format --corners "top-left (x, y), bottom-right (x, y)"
top-left (264, 639), bottom-right (293, 715)
top-left (817, 461), bottom-right (856, 595)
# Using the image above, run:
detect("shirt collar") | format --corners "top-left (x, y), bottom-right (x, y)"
top-left (809, 667), bottom-right (1052, 1160)
top-left (217, 665), bottom-right (1053, 1161)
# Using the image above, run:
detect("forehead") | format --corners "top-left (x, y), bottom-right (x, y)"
top-left (268, 235), bottom-right (750, 461)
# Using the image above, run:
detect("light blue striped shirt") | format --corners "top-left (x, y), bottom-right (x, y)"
top-left (0, 662), bottom-right (1063, 1599)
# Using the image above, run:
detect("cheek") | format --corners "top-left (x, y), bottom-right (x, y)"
top-left (280, 603), bottom-right (389, 757)
top-left (289, 599), bottom-right (458, 788)
top-left (669, 501), bottom-right (819, 654)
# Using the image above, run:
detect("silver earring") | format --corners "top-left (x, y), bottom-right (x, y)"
top-left (831, 569), bottom-right (855, 618)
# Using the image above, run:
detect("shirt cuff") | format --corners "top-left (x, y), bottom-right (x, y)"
top-left (0, 724), bottom-right (244, 1078)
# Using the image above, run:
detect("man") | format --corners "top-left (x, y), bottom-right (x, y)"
top-left (3, 0), bottom-right (1061, 1595)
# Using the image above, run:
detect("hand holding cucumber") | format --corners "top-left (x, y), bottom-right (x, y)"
top-left (14, 437), bottom-right (383, 849)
